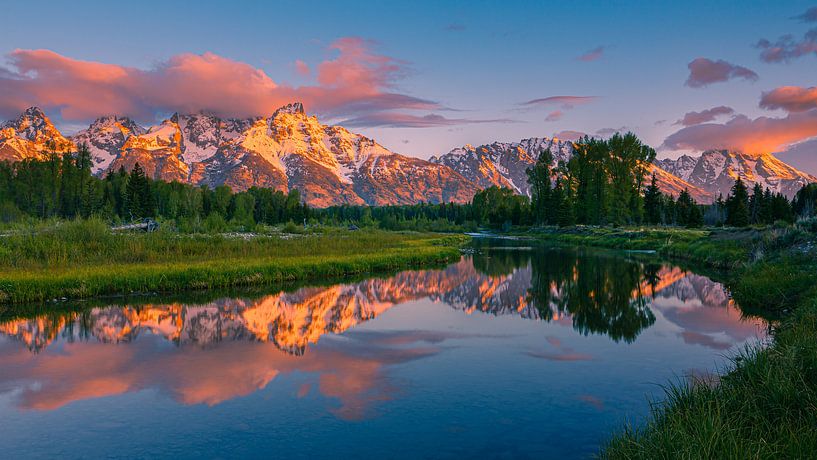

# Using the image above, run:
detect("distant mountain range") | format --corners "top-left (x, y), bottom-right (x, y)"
top-left (431, 140), bottom-right (816, 204)
top-left (1, 104), bottom-right (814, 206)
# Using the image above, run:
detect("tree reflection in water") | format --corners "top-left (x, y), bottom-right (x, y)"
top-left (476, 245), bottom-right (657, 342)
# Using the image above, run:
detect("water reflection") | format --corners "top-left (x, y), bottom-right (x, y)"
top-left (0, 246), bottom-right (763, 417)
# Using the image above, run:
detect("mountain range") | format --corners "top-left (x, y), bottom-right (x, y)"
top-left (2, 105), bottom-right (815, 206)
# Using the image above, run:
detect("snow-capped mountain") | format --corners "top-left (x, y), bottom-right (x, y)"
top-left (0, 104), bottom-right (478, 207)
top-left (655, 150), bottom-right (817, 199)
top-left (2, 106), bottom-right (814, 206)
top-left (0, 107), bottom-right (74, 162)
top-left (429, 138), bottom-right (574, 195)
top-left (431, 137), bottom-right (715, 203)
top-left (71, 115), bottom-right (146, 173)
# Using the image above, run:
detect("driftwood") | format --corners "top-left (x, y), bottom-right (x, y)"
top-left (112, 218), bottom-right (159, 233)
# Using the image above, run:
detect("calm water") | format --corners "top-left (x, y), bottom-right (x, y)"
top-left (0, 241), bottom-right (767, 459)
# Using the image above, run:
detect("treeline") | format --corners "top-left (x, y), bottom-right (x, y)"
top-left (0, 146), bottom-right (309, 230)
top-left (2, 138), bottom-right (816, 232)
top-left (477, 132), bottom-right (807, 229)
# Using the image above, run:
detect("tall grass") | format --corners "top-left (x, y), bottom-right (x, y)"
top-left (0, 219), bottom-right (466, 304)
top-left (527, 226), bottom-right (748, 269)
top-left (597, 226), bottom-right (817, 458)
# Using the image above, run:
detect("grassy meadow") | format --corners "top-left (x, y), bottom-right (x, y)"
top-left (0, 219), bottom-right (466, 305)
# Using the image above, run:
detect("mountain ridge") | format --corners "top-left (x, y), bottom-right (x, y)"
top-left (1, 105), bottom-right (814, 206)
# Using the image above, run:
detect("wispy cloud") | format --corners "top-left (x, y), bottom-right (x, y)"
top-left (595, 126), bottom-right (629, 137)
top-left (339, 112), bottom-right (517, 128)
top-left (545, 110), bottom-right (563, 122)
top-left (755, 27), bottom-right (817, 63)
top-left (674, 106), bottom-right (735, 126)
top-left (553, 130), bottom-right (588, 141)
top-left (684, 58), bottom-right (758, 88)
top-left (521, 95), bottom-right (598, 109)
top-left (793, 6), bottom-right (817, 22)
top-left (293, 59), bottom-right (310, 76)
top-left (577, 46), bottom-right (605, 62)
top-left (444, 23), bottom-right (466, 32)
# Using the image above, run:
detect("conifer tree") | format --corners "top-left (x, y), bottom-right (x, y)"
top-left (526, 149), bottom-right (553, 225)
top-left (725, 178), bottom-right (750, 227)
top-left (643, 174), bottom-right (662, 225)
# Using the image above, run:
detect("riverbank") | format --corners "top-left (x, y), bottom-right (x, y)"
top-left (524, 226), bottom-right (817, 457)
top-left (0, 220), bottom-right (466, 305)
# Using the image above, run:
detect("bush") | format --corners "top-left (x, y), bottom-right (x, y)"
top-left (796, 217), bottom-right (817, 234)
top-left (203, 213), bottom-right (227, 233)
top-left (282, 220), bottom-right (305, 234)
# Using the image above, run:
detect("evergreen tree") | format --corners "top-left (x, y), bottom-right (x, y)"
top-left (748, 183), bottom-right (764, 224)
top-left (793, 183), bottom-right (817, 218)
top-left (725, 178), bottom-right (750, 227)
top-left (125, 163), bottom-right (153, 219)
top-left (676, 189), bottom-right (702, 228)
top-left (643, 174), bottom-right (662, 225)
top-left (526, 149), bottom-right (553, 225)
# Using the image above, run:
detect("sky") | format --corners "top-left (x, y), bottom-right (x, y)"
top-left (1, 0), bottom-right (816, 173)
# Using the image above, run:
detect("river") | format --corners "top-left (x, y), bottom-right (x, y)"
top-left (0, 239), bottom-right (767, 458)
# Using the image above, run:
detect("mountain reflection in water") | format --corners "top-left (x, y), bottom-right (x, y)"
top-left (0, 246), bottom-right (764, 419)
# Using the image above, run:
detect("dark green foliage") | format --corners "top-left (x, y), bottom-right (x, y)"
top-left (526, 149), bottom-right (553, 224)
top-left (470, 186), bottom-right (530, 227)
top-left (0, 154), bottom-right (310, 229)
top-left (124, 162), bottom-right (154, 218)
top-left (793, 183), bottom-right (817, 217)
top-left (675, 189), bottom-right (703, 228)
top-left (725, 178), bottom-right (750, 227)
top-left (526, 248), bottom-right (655, 342)
top-left (643, 174), bottom-right (662, 225)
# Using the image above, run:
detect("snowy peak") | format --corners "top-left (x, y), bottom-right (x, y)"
top-left (272, 102), bottom-right (305, 118)
top-left (72, 115), bottom-right (145, 173)
top-left (656, 149), bottom-right (817, 199)
top-left (431, 136), bottom-right (708, 201)
top-left (0, 106), bottom-right (74, 161)
top-left (430, 137), bottom-right (575, 195)
top-left (0, 105), bottom-right (476, 207)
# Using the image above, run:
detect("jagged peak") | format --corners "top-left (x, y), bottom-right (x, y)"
top-left (89, 114), bottom-right (139, 127)
top-left (2, 107), bottom-right (63, 138)
top-left (21, 106), bottom-right (47, 119)
top-left (272, 102), bottom-right (305, 118)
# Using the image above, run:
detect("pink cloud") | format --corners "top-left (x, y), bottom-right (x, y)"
top-left (554, 130), bottom-right (588, 141)
top-left (294, 59), bottom-right (310, 76)
top-left (674, 106), bottom-right (734, 126)
top-left (0, 38), bottom-right (447, 126)
top-left (760, 86), bottom-right (817, 112)
top-left (595, 126), bottom-right (629, 137)
top-left (545, 110), bottom-right (563, 122)
top-left (756, 28), bottom-right (817, 63)
top-left (522, 96), bottom-right (597, 109)
top-left (577, 46), bottom-right (605, 62)
top-left (662, 109), bottom-right (817, 154)
top-left (684, 58), bottom-right (758, 88)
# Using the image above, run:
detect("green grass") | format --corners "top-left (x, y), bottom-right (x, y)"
top-left (0, 219), bottom-right (467, 305)
top-left (564, 225), bottom-right (817, 459)
top-left (524, 226), bottom-right (750, 269)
